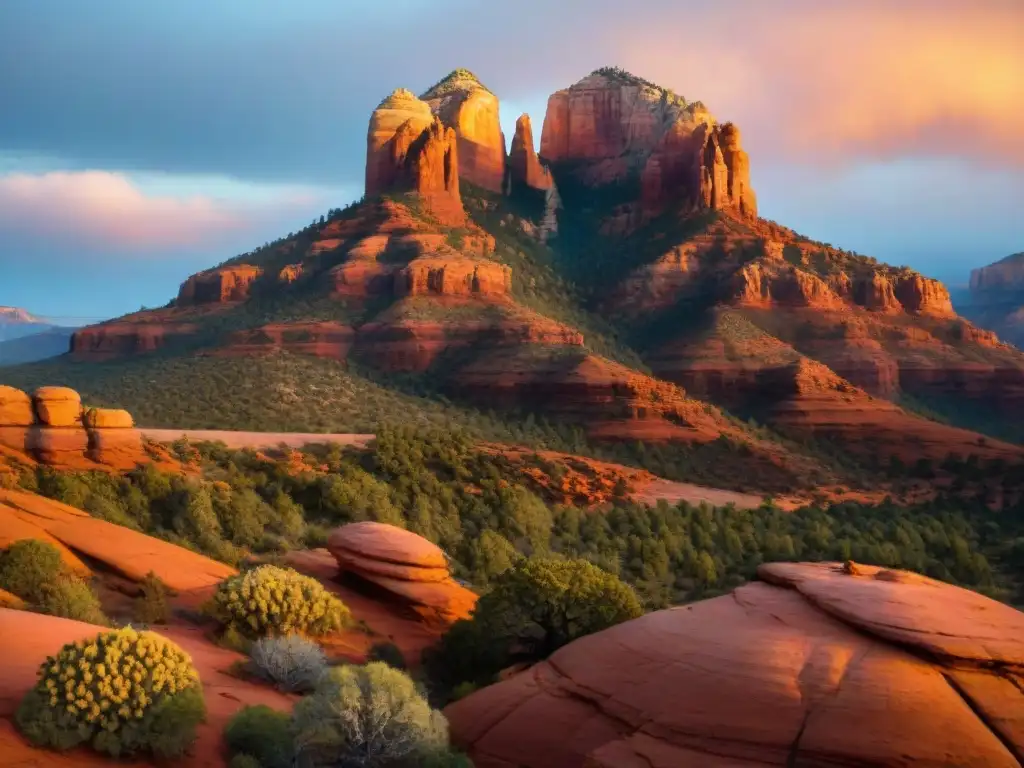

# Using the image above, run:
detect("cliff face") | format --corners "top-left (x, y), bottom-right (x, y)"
top-left (540, 70), bottom-right (756, 218)
top-left (177, 266), bottom-right (262, 305)
top-left (970, 252), bottom-right (1024, 292)
top-left (365, 89), bottom-right (464, 225)
top-left (422, 70), bottom-right (506, 194)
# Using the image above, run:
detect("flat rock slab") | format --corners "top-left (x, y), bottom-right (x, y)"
top-left (446, 562), bottom-right (1024, 768)
top-left (0, 488), bottom-right (235, 592)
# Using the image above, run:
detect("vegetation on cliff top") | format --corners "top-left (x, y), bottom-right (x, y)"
top-left (421, 68), bottom-right (491, 99)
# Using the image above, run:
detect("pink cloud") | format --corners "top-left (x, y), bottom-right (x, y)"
top-left (0, 170), bottom-right (326, 251)
top-left (496, 0), bottom-right (1023, 168)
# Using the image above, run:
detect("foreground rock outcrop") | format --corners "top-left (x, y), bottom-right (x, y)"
top-left (447, 561), bottom-right (1024, 768)
top-left (0, 488), bottom-right (235, 592)
top-left (328, 521), bottom-right (477, 625)
top-left (0, 387), bottom-right (144, 468)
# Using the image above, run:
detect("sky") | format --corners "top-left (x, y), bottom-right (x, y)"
top-left (0, 0), bottom-right (1021, 323)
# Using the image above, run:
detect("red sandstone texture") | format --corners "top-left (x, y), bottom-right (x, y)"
top-left (447, 561), bottom-right (1024, 768)
top-left (177, 265), bottom-right (263, 306)
top-left (365, 89), bottom-right (465, 225)
top-left (0, 387), bottom-right (145, 469)
top-left (540, 70), bottom-right (756, 219)
top-left (422, 70), bottom-right (507, 194)
top-left (327, 522), bottom-right (477, 625)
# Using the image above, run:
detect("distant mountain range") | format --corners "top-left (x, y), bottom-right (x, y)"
top-left (0, 306), bottom-right (75, 365)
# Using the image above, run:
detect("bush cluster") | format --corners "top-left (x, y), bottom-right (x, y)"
top-left (15, 627), bottom-right (205, 759)
top-left (0, 539), bottom-right (108, 625)
top-left (207, 564), bottom-right (349, 638)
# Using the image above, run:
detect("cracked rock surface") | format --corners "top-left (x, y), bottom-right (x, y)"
top-left (446, 561), bottom-right (1024, 767)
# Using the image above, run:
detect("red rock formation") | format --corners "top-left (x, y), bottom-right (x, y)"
top-left (507, 114), bottom-right (552, 192)
top-left (0, 386), bottom-right (33, 427)
top-left (893, 274), bottom-right (954, 316)
top-left (177, 265), bottom-right (262, 305)
top-left (70, 317), bottom-right (201, 361)
top-left (422, 70), bottom-right (506, 194)
top-left (26, 425), bottom-right (89, 465)
top-left (222, 322), bottom-right (355, 359)
top-left (394, 258), bottom-right (511, 297)
top-left (447, 561), bottom-right (1024, 768)
top-left (365, 89), bottom-right (435, 199)
top-left (32, 387), bottom-right (81, 427)
top-left (86, 428), bottom-right (144, 469)
top-left (328, 522), bottom-right (476, 625)
top-left (540, 70), bottom-right (756, 218)
top-left (853, 273), bottom-right (901, 312)
top-left (365, 89), bottom-right (465, 225)
top-left (731, 265), bottom-right (843, 309)
top-left (357, 308), bottom-right (584, 372)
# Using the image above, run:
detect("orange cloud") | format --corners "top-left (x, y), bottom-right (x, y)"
top-left (0, 170), bottom-right (324, 250)
top-left (608, 0), bottom-right (1024, 166)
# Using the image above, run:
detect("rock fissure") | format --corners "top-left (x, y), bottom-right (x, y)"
top-left (942, 671), bottom-right (1024, 766)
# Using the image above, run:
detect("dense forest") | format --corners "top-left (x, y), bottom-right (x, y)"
top-left (5, 427), bottom-right (1022, 610)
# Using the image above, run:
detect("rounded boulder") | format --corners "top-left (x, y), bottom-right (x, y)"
top-left (0, 386), bottom-right (33, 427)
top-left (32, 386), bottom-right (82, 427)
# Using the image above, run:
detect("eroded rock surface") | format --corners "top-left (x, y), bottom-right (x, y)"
top-left (447, 562), bottom-right (1024, 768)
top-left (328, 521), bottom-right (476, 624)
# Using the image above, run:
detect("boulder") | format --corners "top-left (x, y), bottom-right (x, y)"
top-left (0, 427), bottom-right (29, 453)
top-left (31, 387), bottom-right (81, 427)
top-left (0, 386), bottom-right (33, 426)
top-left (447, 561), bottom-right (1024, 768)
top-left (328, 522), bottom-right (476, 624)
top-left (83, 407), bottom-right (134, 429)
top-left (329, 521), bottom-right (448, 569)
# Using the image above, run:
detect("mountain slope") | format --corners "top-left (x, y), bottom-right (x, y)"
top-left (6, 67), bottom-right (1024, 490)
top-left (0, 327), bottom-right (74, 365)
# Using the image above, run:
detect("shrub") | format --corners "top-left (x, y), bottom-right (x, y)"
top-left (36, 575), bottom-right (109, 626)
top-left (367, 641), bottom-right (407, 670)
top-left (0, 539), bottom-right (65, 604)
top-left (249, 635), bottom-right (327, 693)
top-left (134, 571), bottom-right (171, 625)
top-left (291, 662), bottom-right (450, 768)
top-left (15, 627), bottom-right (205, 759)
top-left (427, 557), bottom-right (642, 694)
top-left (229, 754), bottom-right (263, 768)
top-left (206, 565), bottom-right (349, 638)
top-left (224, 705), bottom-right (293, 768)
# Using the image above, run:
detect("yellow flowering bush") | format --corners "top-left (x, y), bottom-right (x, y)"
top-left (207, 565), bottom-right (349, 638)
top-left (15, 627), bottom-right (206, 758)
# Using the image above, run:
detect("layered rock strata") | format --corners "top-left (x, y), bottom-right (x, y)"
top-left (328, 521), bottom-right (476, 624)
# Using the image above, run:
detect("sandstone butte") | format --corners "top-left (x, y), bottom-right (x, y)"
top-left (421, 69), bottom-right (507, 194)
top-left (59, 66), bottom-right (1024, 463)
top-left (0, 386), bottom-right (145, 470)
top-left (365, 88), bottom-right (465, 225)
top-left (446, 561), bottom-right (1024, 768)
top-left (327, 521), bottom-right (477, 625)
top-left (540, 69), bottom-right (757, 218)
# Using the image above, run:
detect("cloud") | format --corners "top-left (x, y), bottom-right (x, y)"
top-left (571, 0), bottom-right (1024, 168)
top-left (0, 170), bottom-right (334, 251)
top-left (1, 0), bottom-right (1019, 190)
